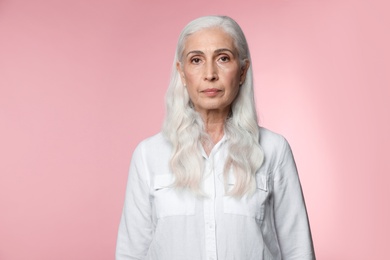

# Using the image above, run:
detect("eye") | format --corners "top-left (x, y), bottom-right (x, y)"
top-left (218, 55), bottom-right (230, 62)
top-left (190, 57), bottom-right (202, 64)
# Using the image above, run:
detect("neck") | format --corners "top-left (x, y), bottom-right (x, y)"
top-left (198, 108), bottom-right (229, 155)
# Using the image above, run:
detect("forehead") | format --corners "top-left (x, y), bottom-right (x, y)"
top-left (184, 27), bottom-right (236, 52)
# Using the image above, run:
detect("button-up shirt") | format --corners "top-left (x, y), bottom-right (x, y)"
top-left (116, 127), bottom-right (315, 260)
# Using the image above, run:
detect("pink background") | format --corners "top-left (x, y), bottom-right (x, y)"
top-left (1, 0), bottom-right (389, 259)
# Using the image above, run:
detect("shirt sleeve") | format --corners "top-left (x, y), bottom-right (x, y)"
top-left (116, 143), bottom-right (153, 260)
top-left (273, 137), bottom-right (316, 260)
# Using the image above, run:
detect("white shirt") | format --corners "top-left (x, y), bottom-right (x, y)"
top-left (116, 127), bottom-right (315, 260)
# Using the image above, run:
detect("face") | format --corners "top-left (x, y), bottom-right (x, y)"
top-left (177, 27), bottom-right (249, 116)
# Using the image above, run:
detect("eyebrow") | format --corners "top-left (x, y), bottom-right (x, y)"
top-left (185, 48), bottom-right (235, 57)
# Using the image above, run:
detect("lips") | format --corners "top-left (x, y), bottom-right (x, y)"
top-left (201, 88), bottom-right (221, 93)
top-left (201, 88), bottom-right (221, 97)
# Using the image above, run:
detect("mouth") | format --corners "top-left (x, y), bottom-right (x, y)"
top-left (201, 88), bottom-right (221, 97)
top-left (201, 88), bottom-right (221, 93)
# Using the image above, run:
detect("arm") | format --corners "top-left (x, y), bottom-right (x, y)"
top-left (116, 144), bottom-right (153, 260)
top-left (273, 138), bottom-right (316, 260)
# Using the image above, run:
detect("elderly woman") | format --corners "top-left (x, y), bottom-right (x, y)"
top-left (116, 15), bottom-right (315, 260)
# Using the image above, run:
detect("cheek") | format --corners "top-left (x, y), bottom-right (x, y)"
top-left (184, 69), bottom-right (200, 82)
top-left (231, 86), bottom-right (240, 100)
top-left (225, 66), bottom-right (241, 80)
top-left (225, 71), bottom-right (241, 88)
top-left (185, 85), bottom-right (198, 100)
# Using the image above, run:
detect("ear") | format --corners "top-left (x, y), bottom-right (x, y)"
top-left (239, 60), bottom-right (250, 85)
top-left (176, 61), bottom-right (186, 86)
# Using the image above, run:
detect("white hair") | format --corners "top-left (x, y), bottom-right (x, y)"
top-left (162, 15), bottom-right (264, 197)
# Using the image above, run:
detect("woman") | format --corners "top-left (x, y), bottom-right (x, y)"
top-left (116, 15), bottom-right (315, 260)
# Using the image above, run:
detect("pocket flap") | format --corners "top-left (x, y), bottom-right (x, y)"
top-left (255, 173), bottom-right (268, 192)
top-left (226, 173), bottom-right (268, 192)
top-left (154, 174), bottom-right (174, 190)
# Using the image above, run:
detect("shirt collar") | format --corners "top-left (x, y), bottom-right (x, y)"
top-left (201, 134), bottom-right (228, 159)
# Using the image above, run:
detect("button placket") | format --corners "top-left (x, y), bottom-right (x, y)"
top-left (203, 157), bottom-right (218, 260)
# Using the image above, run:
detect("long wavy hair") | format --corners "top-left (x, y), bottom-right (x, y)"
top-left (162, 15), bottom-right (264, 197)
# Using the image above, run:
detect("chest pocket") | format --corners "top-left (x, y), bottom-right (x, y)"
top-left (223, 173), bottom-right (269, 220)
top-left (153, 174), bottom-right (196, 218)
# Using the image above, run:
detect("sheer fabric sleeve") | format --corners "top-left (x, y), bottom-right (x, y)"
top-left (116, 144), bottom-right (153, 260)
top-left (273, 138), bottom-right (316, 260)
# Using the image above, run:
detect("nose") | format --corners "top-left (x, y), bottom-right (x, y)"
top-left (204, 61), bottom-right (218, 81)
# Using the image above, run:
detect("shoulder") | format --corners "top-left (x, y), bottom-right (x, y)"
top-left (137, 132), bottom-right (169, 148)
top-left (259, 127), bottom-right (289, 150)
top-left (133, 132), bottom-right (172, 161)
top-left (258, 127), bottom-right (292, 168)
